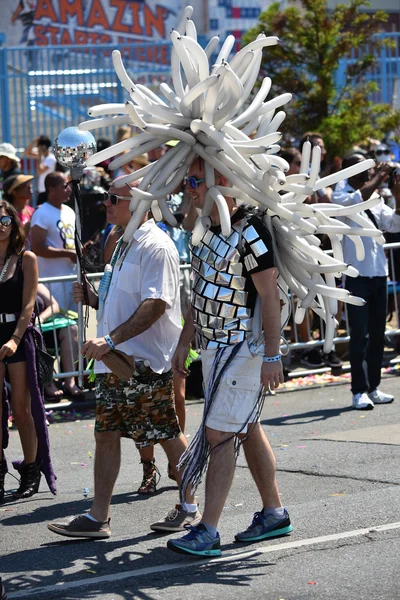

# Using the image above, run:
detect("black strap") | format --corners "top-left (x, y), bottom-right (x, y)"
top-left (365, 208), bottom-right (378, 229)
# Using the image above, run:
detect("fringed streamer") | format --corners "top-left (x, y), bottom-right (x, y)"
top-left (178, 342), bottom-right (266, 502)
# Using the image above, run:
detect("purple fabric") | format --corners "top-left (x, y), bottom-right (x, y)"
top-left (1, 321), bottom-right (57, 495)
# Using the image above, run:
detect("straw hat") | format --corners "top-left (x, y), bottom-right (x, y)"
top-left (3, 174), bottom-right (34, 196)
top-left (132, 153), bottom-right (149, 167)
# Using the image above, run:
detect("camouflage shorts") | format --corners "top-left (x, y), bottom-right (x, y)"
top-left (95, 363), bottom-right (181, 448)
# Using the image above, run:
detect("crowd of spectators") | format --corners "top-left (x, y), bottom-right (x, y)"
top-left (0, 130), bottom-right (399, 411)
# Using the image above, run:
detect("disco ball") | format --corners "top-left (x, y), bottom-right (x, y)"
top-left (54, 127), bottom-right (96, 168)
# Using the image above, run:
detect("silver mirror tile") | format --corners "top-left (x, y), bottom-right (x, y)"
top-left (215, 271), bottom-right (232, 286)
top-left (214, 257), bottom-right (229, 271)
top-left (231, 275), bottom-right (246, 290)
top-left (225, 248), bottom-right (241, 263)
top-left (205, 299), bottom-right (221, 315)
top-left (250, 239), bottom-right (268, 258)
top-left (226, 231), bottom-right (239, 248)
top-left (199, 245), bottom-right (211, 261)
top-left (239, 317), bottom-right (253, 331)
top-left (214, 330), bottom-right (229, 343)
top-left (224, 319), bottom-right (240, 330)
top-left (203, 283), bottom-right (219, 300)
top-left (236, 306), bottom-right (251, 318)
top-left (244, 254), bottom-right (258, 271)
top-left (208, 316), bottom-right (224, 329)
top-left (233, 290), bottom-right (248, 306)
top-left (230, 331), bottom-right (245, 344)
top-left (193, 294), bottom-right (205, 311)
top-left (217, 287), bottom-right (233, 302)
top-left (243, 225), bottom-right (259, 243)
top-left (202, 230), bottom-right (214, 246)
top-left (202, 328), bottom-right (215, 340)
top-left (194, 278), bottom-right (207, 295)
top-left (228, 262), bottom-right (243, 275)
top-left (219, 303), bottom-right (237, 318)
top-left (192, 256), bottom-right (201, 272)
top-left (198, 312), bottom-right (209, 327)
top-left (215, 240), bottom-right (230, 258)
top-left (207, 233), bottom-right (221, 252)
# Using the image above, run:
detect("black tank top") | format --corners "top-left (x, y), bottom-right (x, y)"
top-left (0, 254), bottom-right (24, 313)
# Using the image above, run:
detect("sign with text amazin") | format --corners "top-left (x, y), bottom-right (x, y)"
top-left (3, 0), bottom-right (181, 49)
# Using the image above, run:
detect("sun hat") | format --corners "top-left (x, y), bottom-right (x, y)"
top-left (131, 153), bottom-right (149, 167)
top-left (0, 142), bottom-right (20, 164)
top-left (2, 174), bottom-right (34, 196)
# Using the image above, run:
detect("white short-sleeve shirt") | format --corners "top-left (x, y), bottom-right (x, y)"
top-left (96, 219), bottom-right (182, 374)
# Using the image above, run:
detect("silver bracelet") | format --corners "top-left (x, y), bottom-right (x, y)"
top-left (263, 354), bottom-right (281, 363)
top-left (104, 334), bottom-right (115, 350)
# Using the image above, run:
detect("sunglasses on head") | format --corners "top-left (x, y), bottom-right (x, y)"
top-left (103, 192), bottom-right (131, 206)
top-left (376, 149), bottom-right (390, 156)
top-left (0, 215), bottom-right (13, 227)
top-left (184, 176), bottom-right (205, 189)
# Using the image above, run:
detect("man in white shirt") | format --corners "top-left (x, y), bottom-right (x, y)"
top-left (47, 179), bottom-right (199, 540)
top-left (30, 172), bottom-right (77, 312)
top-left (332, 154), bottom-right (400, 410)
top-left (25, 135), bottom-right (57, 203)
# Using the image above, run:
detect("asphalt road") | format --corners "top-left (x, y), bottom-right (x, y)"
top-left (1, 375), bottom-right (400, 600)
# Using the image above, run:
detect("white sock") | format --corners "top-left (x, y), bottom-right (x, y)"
top-left (262, 507), bottom-right (285, 518)
top-left (84, 513), bottom-right (99, 522)
top-left (202, 522), bottom-right (218, 538)
top-left (181, 502), bottom-right (198, 513)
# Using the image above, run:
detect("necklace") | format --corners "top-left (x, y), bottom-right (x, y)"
top-left (0, 256), bottom-right (11, 284)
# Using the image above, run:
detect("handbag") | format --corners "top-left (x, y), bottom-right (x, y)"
top-left (101, 349), bottom-right (135, 381)
top-left (34, 302), bottom-right (55, 386)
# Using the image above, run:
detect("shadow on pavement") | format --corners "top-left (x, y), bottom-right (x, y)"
top-left (1, 487), bottom-right (178, 527)
top-left (262, 405), bottom-right (354, 427)
top-left (3, 539), bottom-right (273, 598)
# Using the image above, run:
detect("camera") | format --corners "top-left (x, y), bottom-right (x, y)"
top-left (387, 164), bottom-right (400, 189)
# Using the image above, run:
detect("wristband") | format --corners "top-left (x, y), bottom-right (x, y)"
top-left (11, 334), bottom-right (21, 343)
top-left (104, 334), bottom-right (115, 350)
top-left (263, 354), bottom-right (281, 363)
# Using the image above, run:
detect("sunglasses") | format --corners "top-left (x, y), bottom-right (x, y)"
top-left (184, 176), bottom-right (205, 189)
top-left (103, 192), bottom-right (131, 206)
top-left (376, 149), bottom-right (390, 156)
top-left (0, 215), bottom-right (13, 227)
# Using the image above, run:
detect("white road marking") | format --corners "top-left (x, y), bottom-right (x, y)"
top-left (7, 521), bottom-right (400, 599)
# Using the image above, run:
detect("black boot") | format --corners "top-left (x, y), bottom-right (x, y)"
top-left (0, 459), bottom-right (6, 504)
top-left (13, 461), bottom-right (41, 499)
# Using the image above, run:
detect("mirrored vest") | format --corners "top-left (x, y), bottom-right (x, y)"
top-left (191, 218), bottom-right (266, 350)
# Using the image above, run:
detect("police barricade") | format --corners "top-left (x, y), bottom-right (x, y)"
top-left (39, 244), bottom-right (400, 384)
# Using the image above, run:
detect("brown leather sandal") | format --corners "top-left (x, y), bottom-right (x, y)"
top-left (137, 459), bottom-right (161, 495)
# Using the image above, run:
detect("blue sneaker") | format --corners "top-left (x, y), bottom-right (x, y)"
top-left (167, 524), bottom-right (222, 557)
top-left (235, 509), bottom-right (292, 542)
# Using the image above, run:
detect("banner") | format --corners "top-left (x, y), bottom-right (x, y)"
top-left (1, 0), bottom-right (183, 48)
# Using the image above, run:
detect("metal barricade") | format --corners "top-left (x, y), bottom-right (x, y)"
top-left (39, 244), bottom-right (400, 383)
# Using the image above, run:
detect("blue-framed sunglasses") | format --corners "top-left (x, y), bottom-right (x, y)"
top-left (184, 176), bottom-right (205, 189)
top-left (103, 192), bottom-right (131, 205)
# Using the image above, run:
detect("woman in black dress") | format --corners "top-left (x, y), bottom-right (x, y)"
top-left (0, 200), bottom-right (56, 502)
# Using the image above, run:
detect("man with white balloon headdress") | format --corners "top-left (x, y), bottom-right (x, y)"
top-left (73, 5), bottom-right (383, 554)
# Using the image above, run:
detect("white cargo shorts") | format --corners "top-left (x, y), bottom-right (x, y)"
top-left (201, 342), bottom-right (263, 433)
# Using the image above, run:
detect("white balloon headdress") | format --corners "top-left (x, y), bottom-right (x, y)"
top-left (79, 5), bottom-right (382, 352)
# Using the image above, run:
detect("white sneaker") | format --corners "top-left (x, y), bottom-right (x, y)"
top-left (352, 392), bottom-right (374, 410)
top-left (368, 389), bottom-right (394, 404)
